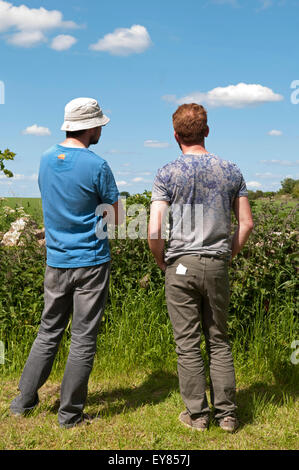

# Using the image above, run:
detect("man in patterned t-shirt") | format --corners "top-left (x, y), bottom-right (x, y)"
top-left (148, 103), bottom-right (254, 433)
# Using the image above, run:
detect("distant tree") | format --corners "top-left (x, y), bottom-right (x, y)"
top-left (120, 191), bottom-right (130, 198)
top-left (255, 190), bottom-right (264, 199)
top-left (291, 181), bottom-right (299, 199)
top-left (0, 148), bottom-right (16, 178)
top-left (247, 189), bottom-right (277, 201)
top-left (279, 178), bottom-right (297, 195)
top-left (247, 190), bottom-right (257, 201)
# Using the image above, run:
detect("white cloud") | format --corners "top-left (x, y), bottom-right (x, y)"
top-left (255, 172), bottom-right (281, 178)
top-left (116, 180), bottom-right (129, 187)
top-left (211, 0), bottom-right (287, 10)
top-left (0, 0), bottom-right (78, 47)
top-left (22, 124), bottom-right (51, 136)
top-left (7, 30), bottom-right (46, 47)
top-left (144, 140), bottom-right (170, 148)
top-left (89, 24), bottom-right (152, 56)
top-left (132, 177), bottom-right (146, 183)
top-left (0, 1), bottom-right (77, 32)
top-left (51, 34), bottom-right (77, 51)
top-left (0, 173), bottom-right (38, 181)
top-left (0, 179), bottom-right (12, 185)
top-left (105, 149), bottom-right (140, 156)
top-left (247, 181), bottom-right (262, 188)
top-left (105, 149), bottom-right (120, 155)
top-left (268, 129), bottom-right (283, 136)
top-left (260, 159), bottom-right (299, 166)
top-left (11, 173), bottom-right (25, 180)
top-left (117, 171), bottom-right (131, 176)
top-left (117, 171), bottom-right (152, 180)
top-left (14, 173), bottom-right (38, 181)
top-left (257, 0), bottom-right (273, 10)
top-left (163, 83), bottom-right (283, 108)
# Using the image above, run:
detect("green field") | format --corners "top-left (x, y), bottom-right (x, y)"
top-left (5, 196), bottom-right (298, 230)
top-left (2, 198), bottom-right (44, 227)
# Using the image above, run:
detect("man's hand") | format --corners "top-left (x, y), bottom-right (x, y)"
top-left (157, 261), bottom-right (167, 272)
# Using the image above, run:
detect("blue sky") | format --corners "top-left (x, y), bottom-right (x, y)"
top-left (0, 0), bottom-right (298, 197)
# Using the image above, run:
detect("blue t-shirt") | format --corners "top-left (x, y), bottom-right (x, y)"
top-left (38, 144), bottom-right (119, 268)
top-left (151, 153), bottom-right (248, 262)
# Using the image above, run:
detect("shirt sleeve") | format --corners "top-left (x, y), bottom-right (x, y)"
top-left (236, 173), bottom-right (249, 198)
top-left (151, 170), bottom-right (171, 202)
top-left (96, 161), bottom-right (120, 205)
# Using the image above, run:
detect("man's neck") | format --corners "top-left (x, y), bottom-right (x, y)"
top-left (181, 142), bottom-right (208, 156)
top-left (59, 138), bottom-right (89, 149)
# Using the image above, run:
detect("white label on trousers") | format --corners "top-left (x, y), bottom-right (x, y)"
top-left (176, 264), bottom-right (187, 275)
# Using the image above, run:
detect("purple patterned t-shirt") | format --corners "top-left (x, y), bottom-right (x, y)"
top-left (151, 152), bottom-right (248, 262)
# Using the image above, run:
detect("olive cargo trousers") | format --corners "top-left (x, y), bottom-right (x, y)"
top-left (165, 254), bottom-right (237, 420)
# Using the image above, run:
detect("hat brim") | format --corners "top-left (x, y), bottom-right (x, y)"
top-left (61, 114), bottom-right (110, 132)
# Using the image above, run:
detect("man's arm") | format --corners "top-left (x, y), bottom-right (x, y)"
top-left (231, 196), bottom-right (254, 260)
top-left (112, 198), bottom-right (125, 226)
top-left (148, 200), bottom-right (169, 272)
top-left (101, 198), bottom-right (125, 226)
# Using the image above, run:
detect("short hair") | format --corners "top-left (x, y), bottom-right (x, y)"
top-left (66, 129), bottom-right (87, 138)
top-left (172, 103), bottom-right (208, 145)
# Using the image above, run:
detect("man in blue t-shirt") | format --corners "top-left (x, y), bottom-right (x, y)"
top-left (148, 103), bottom-right (254, 433)
top-left (11, 97), bottom-right (123, 428)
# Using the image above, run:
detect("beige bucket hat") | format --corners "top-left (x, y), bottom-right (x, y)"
top-left (61, 97), bottom-right (110, 132)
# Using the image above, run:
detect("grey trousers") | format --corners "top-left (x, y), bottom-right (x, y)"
top-left (165, 254), bottom-right (237, 420)
top-left (10, 261), bottom-right (111, 428)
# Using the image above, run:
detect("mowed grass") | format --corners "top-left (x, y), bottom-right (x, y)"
top-left (0, 369), bottom-right (298, 451)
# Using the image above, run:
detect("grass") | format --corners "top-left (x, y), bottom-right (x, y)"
top-left (0, 369), bottom-right (298, 450)
top-left (0, 288), bottom-right (298, 450)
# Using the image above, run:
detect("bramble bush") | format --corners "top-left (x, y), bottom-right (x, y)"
top-left (0, 193), bottom-right (297, 349)
top-left (0, 229), bottom-right (45, 333)
top-left (228, 199), bottom-right (298, 329)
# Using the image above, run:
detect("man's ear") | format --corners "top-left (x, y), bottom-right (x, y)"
top-left (205, 126), bottom-right (210, 138)
top-left (174, 131), bottom-right (183, 151)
